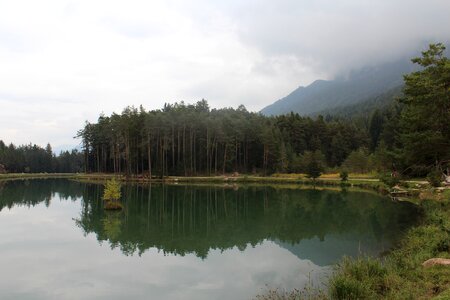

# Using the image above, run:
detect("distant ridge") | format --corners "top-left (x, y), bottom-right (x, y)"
top-left (314, 85), bottom-right (403, 119)
top-left (260, 59), bottom-right (413, 116)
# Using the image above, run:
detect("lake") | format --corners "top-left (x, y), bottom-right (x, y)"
top-left (0, 179), bottom-right (419, 299)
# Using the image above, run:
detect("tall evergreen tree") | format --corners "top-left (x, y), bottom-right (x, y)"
top-left (399, 43), bottom-right (450, 173)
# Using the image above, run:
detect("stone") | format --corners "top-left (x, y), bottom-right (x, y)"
top-left (422, 258), bottom-right (450, 268)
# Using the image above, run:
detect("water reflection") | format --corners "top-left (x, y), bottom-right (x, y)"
top-left (0, 179), bottom-right (419, 266)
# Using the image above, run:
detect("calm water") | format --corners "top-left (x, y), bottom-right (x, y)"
top-left (0, 179), bottom-right (419, 299)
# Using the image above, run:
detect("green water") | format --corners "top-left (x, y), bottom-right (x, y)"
top-left (0, 179), bottom-right (419, 299)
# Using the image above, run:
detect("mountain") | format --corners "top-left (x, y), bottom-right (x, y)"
top-left (260, 59), bottom-right (414, 116)
top-left (314, 85), bottom-right (403, 119)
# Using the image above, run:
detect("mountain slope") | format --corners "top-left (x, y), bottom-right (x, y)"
top-left (261, 59), bottom-right (413, 116)
top-left (314, 85), bottom-right (403, 119)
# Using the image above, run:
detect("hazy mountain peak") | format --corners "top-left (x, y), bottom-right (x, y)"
top-left (260, 59), bottom-right (413, 116)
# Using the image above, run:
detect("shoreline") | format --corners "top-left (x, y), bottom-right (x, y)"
top-left (2, 172), bottom-right (439, 200)
top-left (1, 172), bottom-right (391, 194)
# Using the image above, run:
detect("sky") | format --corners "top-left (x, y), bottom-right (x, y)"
top-left (0, 0), bottom-right (449, 152)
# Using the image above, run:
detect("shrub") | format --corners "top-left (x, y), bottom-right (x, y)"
top-left (103, 178), bottom-right (121, 201)
top-left (340, 170), bottom-right (349, 181)
top-left (427, 169), bottom-right (442, 187)
top-left (330, 276), bottom-right (369, 299)
top-left (379, 173), bottom-right (400, 188)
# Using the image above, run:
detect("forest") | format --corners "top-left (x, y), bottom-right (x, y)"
top-left (1, 43), bottom-right (448, 178)
top-left (0, 141), bottom-right (83, 173)
top-left (76, 101), bottom-right (368, 176)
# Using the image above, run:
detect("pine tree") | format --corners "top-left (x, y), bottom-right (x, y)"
top-left (399, 43), bottom-right (450, 173)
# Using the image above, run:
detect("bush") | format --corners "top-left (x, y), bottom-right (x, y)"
top-left (340, 170), bottom-right (349, 181)
top-left (427, 169), bottom-right (442, 187)
top-left (103, 178), bottom-right (121, 201)
top-left (306, 159), bottom-right (323, 180)
top-left (379, 173), bottom-right (400, 188)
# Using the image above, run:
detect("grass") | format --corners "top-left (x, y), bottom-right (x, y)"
top-left (254, 287), bottom-right (327, 300)
top-left (327, 198), bottom-right (450, 299)
top-left (68, 172), bottom-right (390, 191)
top-left (433, 289), bottom-right (450, 300)
top-left (0, 173), bottom-right (76, 181)
top-left (3, 171), bottom-right (420, 198)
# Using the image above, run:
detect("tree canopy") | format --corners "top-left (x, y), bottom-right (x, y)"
top-left (76, 101), bottom-right (367, 176)
top-left (398, 43), bottom-right (450, 173)
top-left (0, 141), bottom-right (83, 173)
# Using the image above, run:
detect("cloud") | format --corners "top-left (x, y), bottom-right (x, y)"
top-left (191, 0), bottom-right (450, 74)
top-left (0, 0), bottom-right (448, 149)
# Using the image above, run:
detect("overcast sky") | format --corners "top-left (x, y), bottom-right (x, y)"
top-left (0, 0), bottom-right (449, 151)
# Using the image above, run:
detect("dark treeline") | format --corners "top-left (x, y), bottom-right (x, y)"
top-left (0, 141), bottom-right (83, 173)
top-left (76, 100), bottom-right (368, 177)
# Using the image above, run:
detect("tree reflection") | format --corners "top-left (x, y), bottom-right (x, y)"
top-left (0, 180), bottom-right (420, 264)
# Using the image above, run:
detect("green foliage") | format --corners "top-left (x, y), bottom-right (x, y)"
top-left (378, 173), bottom-right (400, 188)
top-left (0, 140), bottom-right (83, 173)
top-left (341, 148), bottom-right (372, 173)
top-left (329, 200), bottom-right (450, 299)
top-left (77, 102), bottom-right (366, 176)
top-left (254, 287), bottom-right (326, 300)
top-left (372, 141), bottom-right (396, 172)
top-left (330, 276), bottom-right (370, 299)
top-left (329, 257), bottom-right (386, 299)
top-left (340, 170), bottom-right (348, 181)
top-left (305, 151), bottom-right (325, 180)
top-left (306, 160), bottom-right (322, 180)
top-left (103, 178), bottom-right (121, 201)
top-left (427, 169), bottom-right (442, 187)
top-left (398, 43), bottom-right (450, 174)
top-left (368, 109), bottom-right (384, 151)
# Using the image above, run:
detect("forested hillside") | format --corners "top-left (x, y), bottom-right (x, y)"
top-left (315, 86), bottom-right (402, 120)
top-left (261, 59), bottom-right (412, 116)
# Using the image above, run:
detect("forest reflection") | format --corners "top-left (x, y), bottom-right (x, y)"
top-left (0, 179), bottom-right (419, 264)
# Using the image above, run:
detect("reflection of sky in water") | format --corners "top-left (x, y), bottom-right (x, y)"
top-left (0, 181), bottom-right (419, 300)
top-left (0, 195), bottom-right (329, 300)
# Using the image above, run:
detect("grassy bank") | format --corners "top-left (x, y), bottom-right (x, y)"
top-left (0, 173), bottom-right (76, 181)
top-left (69, 172), bottom-right (390, 193)
top-left (329, 196), bottom-right (450, 299)
top-left (2, 171), bottom-right (431, 196)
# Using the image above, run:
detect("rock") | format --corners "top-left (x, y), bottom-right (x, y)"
top-left (422, 258), bottom-right (450, 268)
